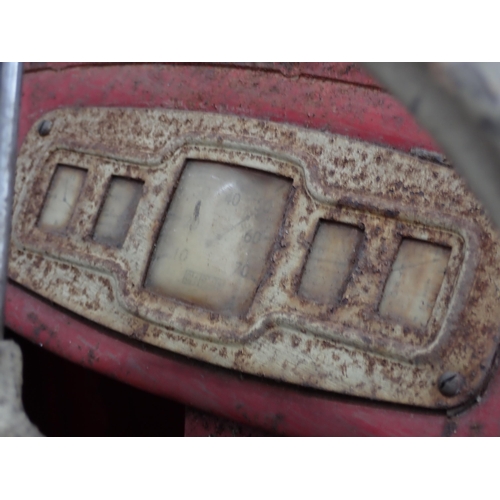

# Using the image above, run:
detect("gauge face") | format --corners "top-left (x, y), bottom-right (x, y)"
top-left (379, 239), bottom-right (451, 328)
top-left (38, 165), bottom-right (86, 232)
top-left (299, 221), bottom-right (363, 305)
top-left (145, 160), bottom-right (292, 315)
top-left (93, 177), bottom-right (144, 247)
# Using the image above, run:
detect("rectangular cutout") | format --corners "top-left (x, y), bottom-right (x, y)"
top-left (145, 160), bottom-right (292, 315)
top-left (38, 165), bottom-right (87, 232)
top-left (298, 221), bottom-right (363, 305)
top-left (93, 176), bottom-right (144, 247)
top-left (379, 238), bottom-right (451, 329)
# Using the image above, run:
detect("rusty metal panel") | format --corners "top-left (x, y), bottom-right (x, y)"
top-left (9, 107), bottom-right (500, 409)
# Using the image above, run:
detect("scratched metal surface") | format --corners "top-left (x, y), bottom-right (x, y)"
top-left (9, 107), bottom-right (500, 408)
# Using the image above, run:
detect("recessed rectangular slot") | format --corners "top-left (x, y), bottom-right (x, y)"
top-left (379, 238), bottom-right (451, 329)
top-left (298, 221), bottom-right (363, 305)
top-left (93, 176), bottom-right (144, 247)
top-left (38, 165), bottom-right (87, 232)
top-left (145, 160), bottom-right (292, 315)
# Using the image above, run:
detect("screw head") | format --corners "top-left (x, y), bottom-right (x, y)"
top-left (38, 120), bottom-right (53, 136)
top-left (438, 371), bottom-right (464, 397)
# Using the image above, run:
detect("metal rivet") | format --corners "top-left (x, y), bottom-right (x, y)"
top-left (38, 120), bottom-right (53, 136)
top-left (438, 371), bottom-right (464, 397)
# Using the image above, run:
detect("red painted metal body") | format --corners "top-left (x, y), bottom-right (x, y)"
top-left (184, 408), bottom-right (272, 437)
top-left (7, 63), bottom-right (498, 436)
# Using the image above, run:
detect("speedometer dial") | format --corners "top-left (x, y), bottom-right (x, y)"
top-left (145, 160), bottom-right (292, 315)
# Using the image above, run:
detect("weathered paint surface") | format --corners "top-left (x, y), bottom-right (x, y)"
top-left (23, 63), bottom-right (383, 89)
top-left (17, 64), bottom-right (438, 156)
top-left (4, 281), bottom-right (449, 437)
top-left (184, 408), bottom-right (272, 437)
top-left (9, 107), bottom-right (500, 409)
